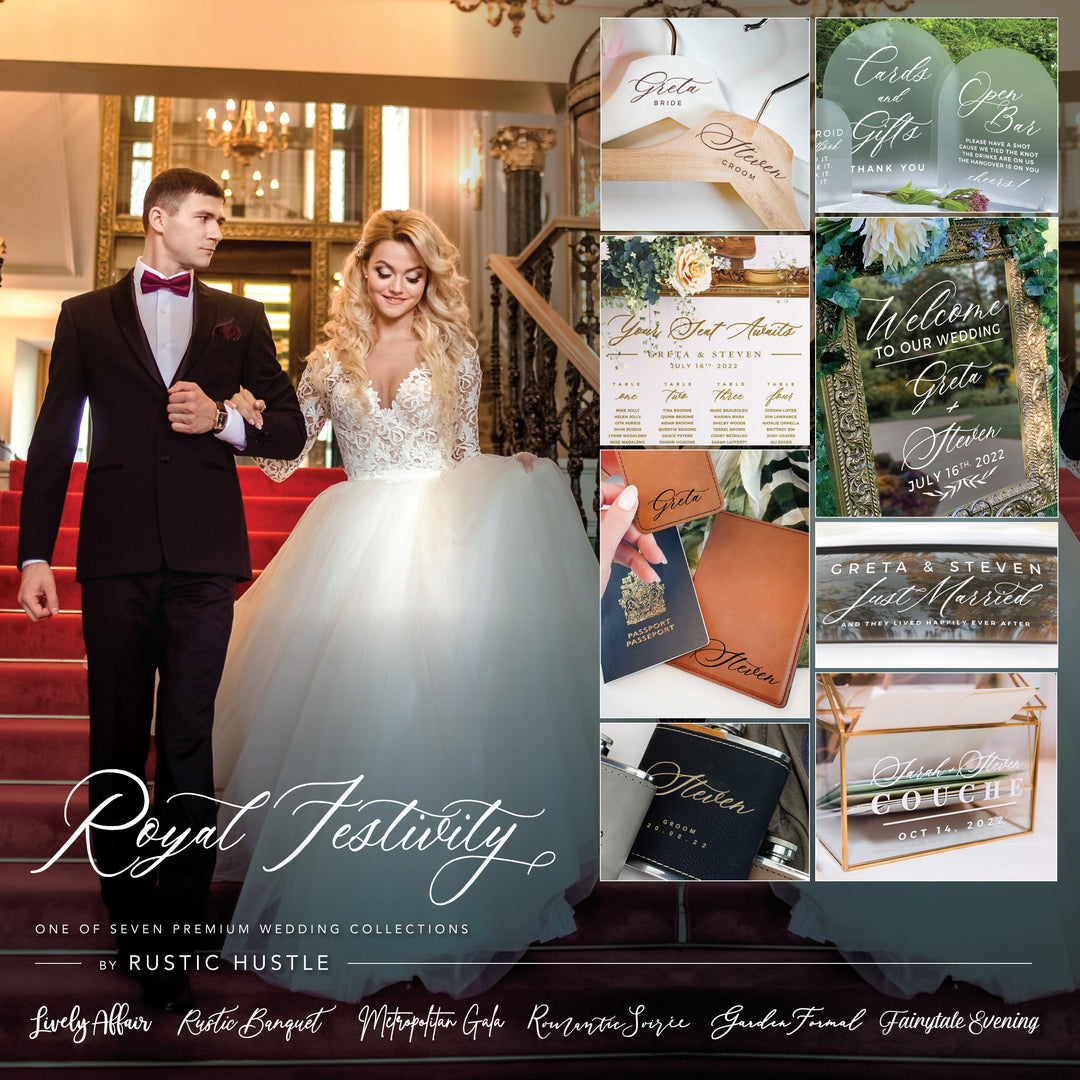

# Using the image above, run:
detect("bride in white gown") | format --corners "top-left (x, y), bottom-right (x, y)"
top-left (211, 209), bottom-right (598, 1002)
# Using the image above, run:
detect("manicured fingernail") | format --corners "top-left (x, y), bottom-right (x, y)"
top-left (615, 484), bottom-right (638, 510)
top-left (655, 551), bottom-right (668, 564)
top-left (634, 565), bottom-right (660, 584)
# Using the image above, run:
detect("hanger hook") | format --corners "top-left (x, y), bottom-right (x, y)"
top-left (755, 72), bottom-right (809, 124)
top-left (664, 18), bottom-right (677, 56)
top-left (744, 18), bottom-right (768, 30)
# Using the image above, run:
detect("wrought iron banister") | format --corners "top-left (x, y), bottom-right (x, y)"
top-left (512, 215), bottom-right (598, 272)
top-left (485, 215), bottom-right (599, 527)
top-left (486, 253), bottom-right (599, 389)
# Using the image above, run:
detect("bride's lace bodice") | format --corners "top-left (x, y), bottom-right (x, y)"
top-left (257, 352), bottom-right (481, 481)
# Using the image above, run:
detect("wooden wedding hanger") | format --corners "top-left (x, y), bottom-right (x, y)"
top-left (603, 69), bottom-right (809, 231)
top-left (601, 18), bottom-right (732, 144)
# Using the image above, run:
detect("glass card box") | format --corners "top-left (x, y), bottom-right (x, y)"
top-left (816, 673), bottom-right (1042, 872)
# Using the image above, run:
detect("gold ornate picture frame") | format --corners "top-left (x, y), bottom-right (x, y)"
top-left (817, 220), bottom-right (1056, 518)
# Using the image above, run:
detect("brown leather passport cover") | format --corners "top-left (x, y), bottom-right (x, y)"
top-left (667, 511), bottom-right (808, 708)
top-left (615, 450), bottom-right (723, 533)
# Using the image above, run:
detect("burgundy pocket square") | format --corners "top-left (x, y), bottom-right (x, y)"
top-left (213, 318), bottom-right (242, 342)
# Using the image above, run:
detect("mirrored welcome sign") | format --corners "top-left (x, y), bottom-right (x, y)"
top-left (817, 219), bottom-right (1057, 517)
top-left (822, 21), bottom-right (953, 187)
top-left (855, 258), bottom-right (1020, 516)
top-left (938, 49), bottom-right (1057, 211)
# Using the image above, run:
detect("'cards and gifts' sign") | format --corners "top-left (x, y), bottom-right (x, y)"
top-left (822, 21), bottom-right (952, 186)
top-left (818, 19), bottom-right (1057, 211)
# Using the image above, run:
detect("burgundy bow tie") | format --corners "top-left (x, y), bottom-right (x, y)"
top-left (140, 270), bottom-right (192, 297)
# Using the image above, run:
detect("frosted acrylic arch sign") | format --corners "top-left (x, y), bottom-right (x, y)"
top-left (822, 21), bottom-right (952, 186)
top-left (938, 49), bottom-right (1057, 211)
top-left (815, 99), bottom-right (852, 206)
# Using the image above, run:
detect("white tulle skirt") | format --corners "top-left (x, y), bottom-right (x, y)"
top-left (212, 455), bottom-right (599, 1002)
top-left (777, 878), bottom-right (1080, 1003)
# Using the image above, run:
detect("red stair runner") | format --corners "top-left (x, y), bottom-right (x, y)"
top-left (2, 460), bottom-right (1076, 1071)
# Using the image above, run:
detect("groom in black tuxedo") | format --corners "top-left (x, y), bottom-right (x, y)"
top-left (17, 169), bottom-right (305, 1009)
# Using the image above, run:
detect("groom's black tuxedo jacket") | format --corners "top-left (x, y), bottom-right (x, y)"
top-left (18, 272), bottom-right (306, 581)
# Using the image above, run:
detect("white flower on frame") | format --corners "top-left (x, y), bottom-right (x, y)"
top-left (850, 217), bottom-right (936, 274)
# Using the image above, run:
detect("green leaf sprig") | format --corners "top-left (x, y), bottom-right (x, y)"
top-left (861, 183), bottom-right (991, 212)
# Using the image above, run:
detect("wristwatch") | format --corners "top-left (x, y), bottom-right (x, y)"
top-left (212, 401), bottom-right (229, 433)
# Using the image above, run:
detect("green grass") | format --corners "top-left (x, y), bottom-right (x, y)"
top-left (816, 17), bottom-right (1057, 98)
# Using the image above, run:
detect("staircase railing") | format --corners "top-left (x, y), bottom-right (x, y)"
top-left (486, 215), bottom-right (600, 527)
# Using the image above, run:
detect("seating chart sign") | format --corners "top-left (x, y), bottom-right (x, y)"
top-left (816, 98), bottom-right (852, 206)
top-left (602, 234), bottom-right (810, 446)
top-left (937, 49), bottom-right (1058, 211)
top-left (822, 21), bottom-right (953, 187)
top-left (602, 294), bottom-right (810, 446)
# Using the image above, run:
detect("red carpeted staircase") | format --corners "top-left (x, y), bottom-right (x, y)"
top-left (1, 460), bottom-right (1076, 1076)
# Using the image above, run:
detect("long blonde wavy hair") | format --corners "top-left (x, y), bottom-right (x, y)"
top-left (307, 209), bottom-right (477, 449)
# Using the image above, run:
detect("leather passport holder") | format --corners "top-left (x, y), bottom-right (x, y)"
top-left (615, 450), bottom-right (723, 533)
top-left (601, 525), bottom-right (709, 683)
top-left (668, 511), bottom-right (809, 708)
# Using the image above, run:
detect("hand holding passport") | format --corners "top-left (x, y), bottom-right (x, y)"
top-left (601, 450), bottom-right (808, 709)
top-left (599, 481), bottom-right (666, 592)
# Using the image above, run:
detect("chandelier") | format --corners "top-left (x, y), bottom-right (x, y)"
top-left (449, 0), bottom-right (575, 38)
top-left (622, 0), bottom-right (913, 14)
top-left (786, 0), bottom-right (913, 13)
top-left (204, 100), bottom-right (289, 165)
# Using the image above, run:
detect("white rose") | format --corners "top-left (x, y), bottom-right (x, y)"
top-left (670, 245), bottom-right (713, 296)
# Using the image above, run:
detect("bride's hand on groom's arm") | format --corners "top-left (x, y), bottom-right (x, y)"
top-left (227, 387), bottom-right (266, 429)
top-left (166, 383), bottom-right (266, 433)
top-left (599, 481), bottom-right (666, 593)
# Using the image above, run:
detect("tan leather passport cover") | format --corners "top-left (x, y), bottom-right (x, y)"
top-left (667, 511), bottom-right (808, 708)
top-left (615, 450), bottom-right (723, 533)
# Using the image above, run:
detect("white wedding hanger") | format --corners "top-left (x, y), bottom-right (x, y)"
top-left (602, 68), bottom-right (810, 231)
top-left (601, 19), bottom-right (732, 144)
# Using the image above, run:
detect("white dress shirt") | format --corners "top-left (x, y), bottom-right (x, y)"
top-left (134, 258), bottom-right (246, 450)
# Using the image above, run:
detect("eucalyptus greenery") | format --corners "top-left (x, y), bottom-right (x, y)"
top-left (601, 235), bottom-right (717, 317)
top-left (601, 236), bottom-right (679, 312)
